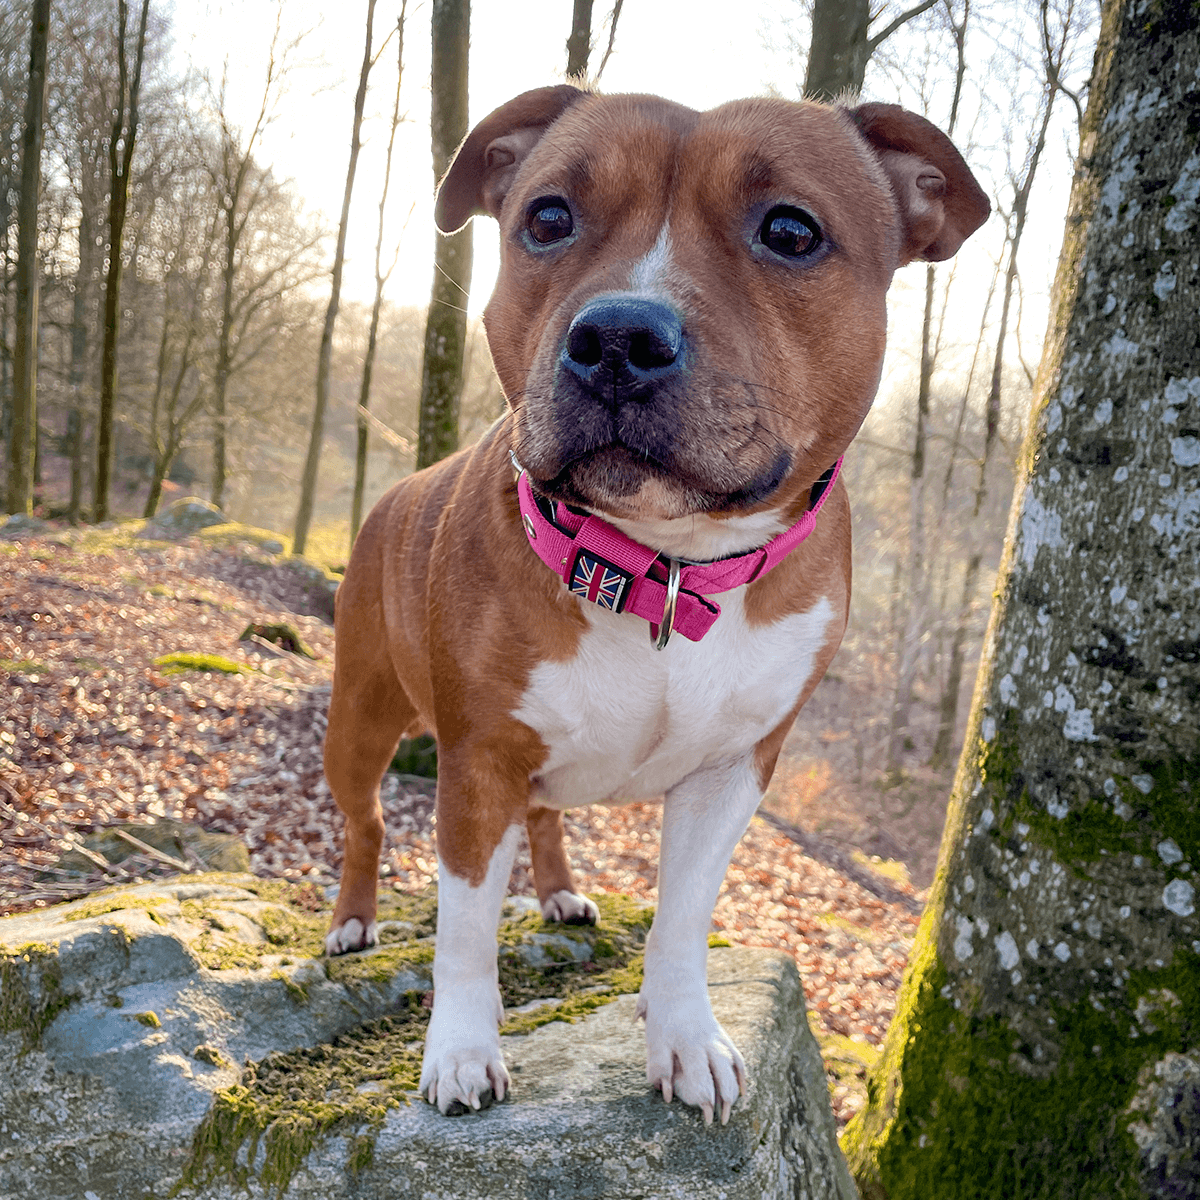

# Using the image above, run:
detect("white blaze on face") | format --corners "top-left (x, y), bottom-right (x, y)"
top-left (628, 223), bottom-right (676, 298)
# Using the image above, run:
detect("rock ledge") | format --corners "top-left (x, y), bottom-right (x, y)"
top-left (0, 878), bottom-right (857, 1200)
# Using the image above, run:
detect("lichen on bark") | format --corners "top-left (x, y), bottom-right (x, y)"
top-left (843, 1), bottom-right (1200, 1195)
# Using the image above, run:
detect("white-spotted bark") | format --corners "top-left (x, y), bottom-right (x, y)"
top-left (845, 1), bottom-right (1200, 1195)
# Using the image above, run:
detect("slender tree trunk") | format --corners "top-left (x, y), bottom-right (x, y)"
top-left (67, 220), bottom-right (96, 524)
top-left (211, 194), bottom-right (236, 511)
top-left (351, 5), bottom-right (407, 552)
top-left (93, 0), bottom-right (150, 523)
top-left (886, 265), bottom-right (937, 769)
top-left (566, 0), bottom-right (593, 78)
top-left (6, 0), bottom-right (50, 517)
top-left (416, 0), bottom-right (472, 470)
top-left (845, 5), bottom-right (1200, 1195)
top-left (803, 0), bottom-right (938, 100)
top-left (293, 0), bottom-right (377, 557)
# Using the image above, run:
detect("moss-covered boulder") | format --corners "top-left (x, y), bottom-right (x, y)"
top-left (142, 497), bottom-right (231, 537)
top-left (0, 877), bottom-right (856, 1200)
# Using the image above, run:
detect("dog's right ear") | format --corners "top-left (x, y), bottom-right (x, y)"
top-left (435, 85), bottom-right (586, 233)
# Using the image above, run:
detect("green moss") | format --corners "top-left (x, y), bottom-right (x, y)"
top-left (174, 999), bottom-right (427, 1198)
top-left (179, 889), bottom-right (658, 1195)
top-left (810, 1013), bottom-right (881, 1110)
top-left (0, 657), bottom-right (48, 675)
top-left (63, 893), bottom-right (171, 922)
top-left (197, 522), bottom-right (289, 556)
top-left (818, 913), bottom-right (876, 941)
top-left (272, 970), bottom-right (309, 1004)
top-left (324, 940), bottom-right (436, 986)
top-left (981, 721), bottom-right (1200, 875)
top-left (0, 943), bottom-right (71, 1050)
top-left (348, 1132), bottom-right (375, 1177)
top-left (257, 905), bottom-right (323, 952)
top-left (153, 652), bottom-right (248, 676)
top-left (496, 894), bottom-right (653, 1033)
top-left (844, 927), bottom-right (1200, 1199)
top-left (708, 933), bottom-right (732, 948)
top-left (133, 1010), bottom-right (161, 1028)
top-left (390, 733), bottom-right (438, 778)
top-left (238, 622), bottom-right (317, 658)
top-left (193, 1043), bottom-right (233, 1068)
top-left (852, 850), bottom-right (912, 889)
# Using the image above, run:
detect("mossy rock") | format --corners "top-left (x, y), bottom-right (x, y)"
top-left (51, 818), bottom-right (250, 878)
top-left (390, 734), bottom-right (438, 779)
top-left (153, 651), bottom-right (249, 676)
top-left (238, 621), bottom-right (316, 658)
top-left (140, 497), bottom-right (230, 537)
top-left (0, 879), bottom-right (852, 1200)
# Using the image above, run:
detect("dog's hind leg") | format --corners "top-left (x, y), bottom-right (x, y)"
top-left (527, 805), bottom-right (599, 925)
top-left (324, 598), bottom-right (417, 956)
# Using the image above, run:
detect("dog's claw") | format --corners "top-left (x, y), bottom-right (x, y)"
top-left (720, 1099), bottom-right (732, 1125)
top-left (661, 1078), bottom-right (674, 1104)
top-left (701, 1102), bottom-right (714, 1126)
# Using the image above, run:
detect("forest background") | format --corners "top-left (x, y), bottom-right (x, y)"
top-left (0, 0), bottom-right (1100, 882)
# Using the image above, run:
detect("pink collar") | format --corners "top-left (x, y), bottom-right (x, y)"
top-left (516, 458), bottom-right (842, 648)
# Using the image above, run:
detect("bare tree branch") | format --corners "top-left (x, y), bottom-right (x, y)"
top-left (866, 0), bottom-right (940, 52)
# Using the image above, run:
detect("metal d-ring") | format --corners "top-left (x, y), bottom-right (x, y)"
top-left (653, 558), bottom-right (681, 651)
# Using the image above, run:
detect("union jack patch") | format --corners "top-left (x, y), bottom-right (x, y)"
top-left (569, 550), bottom-right (633, 612)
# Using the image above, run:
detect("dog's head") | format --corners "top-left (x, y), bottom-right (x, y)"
top-left (437, 87), bottom-right (988, 523)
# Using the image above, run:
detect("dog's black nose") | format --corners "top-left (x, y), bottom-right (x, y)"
top-left (560, 296), bottom-right (684, 400)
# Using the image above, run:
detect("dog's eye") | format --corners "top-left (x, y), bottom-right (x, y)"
top-left (528, 200), bottom-right (574, 245)
top-left (759, 206), bottom-right (821, 259)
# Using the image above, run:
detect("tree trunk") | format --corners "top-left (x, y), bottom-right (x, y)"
top-left (211, 190), bottom-right (235, 512)
top-left (804, 0), bottom-right (871, 100)
top-left (93, 0), bottom-right (149, 524)
top-left (416, 0), bottom-right (472, 471)
top-left (67, 215), bottom-right (96, 524)
top-left (566, 0), bottom-right (593, 78)
top-left (6, 0), bottom-right (49, 517)
top-left (886, 264), bottom-right (936, 770)
top-left (803, 0), bottom-right (938, 101)
top-left (844, 4), bottom-right (1200, 1196)
top-left (293, 0), bottom-right (377, 557)
top-left (352, 6), bottom-right (407, 553)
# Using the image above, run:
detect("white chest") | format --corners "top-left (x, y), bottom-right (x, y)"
top-left (512, 590), bottom-right (837, 808)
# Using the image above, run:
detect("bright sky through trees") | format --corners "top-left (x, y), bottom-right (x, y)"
top-left (171, 0), bottom-right (1086, 368)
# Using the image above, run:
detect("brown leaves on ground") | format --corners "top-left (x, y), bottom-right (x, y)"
top-left (0, 529), bottom-right (924, 1125)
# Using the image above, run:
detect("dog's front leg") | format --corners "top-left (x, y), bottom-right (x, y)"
top-left (639, 752), bottom-right (763, 1125)
top-left (420, 820), bottom-right (522, 1114)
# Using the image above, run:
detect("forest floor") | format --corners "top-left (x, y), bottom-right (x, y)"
top-left (0, 513), bottom-right (958, 1127)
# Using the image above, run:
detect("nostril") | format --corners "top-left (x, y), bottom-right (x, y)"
top-left (566, 323), bottom-right (603, 368)
top-left (628, 326), bottom-right (679, 372)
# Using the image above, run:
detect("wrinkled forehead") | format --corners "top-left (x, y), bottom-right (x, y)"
top-left (502, 94), bottom-right (897, 265)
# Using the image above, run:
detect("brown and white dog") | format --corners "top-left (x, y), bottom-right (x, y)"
top-left (323, 85), bottom-right (988, 1125)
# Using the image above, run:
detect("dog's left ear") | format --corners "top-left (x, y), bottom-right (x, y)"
top-left (849, 103), bottom-right (990, 264)
top-left (435, 85), bottom-right (587, 233)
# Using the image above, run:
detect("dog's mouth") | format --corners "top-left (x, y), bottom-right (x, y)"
top-left (529, 442), bottom-right (792, 520)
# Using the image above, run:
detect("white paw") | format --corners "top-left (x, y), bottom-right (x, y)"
top-left (420, 984), bottom-right (509, 1115)
top-left (540, 889), bottom-right (600, 925)
top-left (324, 917), bottom-right (378, 956)
top-left (638, 992), bottom-right (747, 1125)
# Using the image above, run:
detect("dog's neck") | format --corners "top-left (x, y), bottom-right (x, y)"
top-left (601, 507), bottom-right (792, 563)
